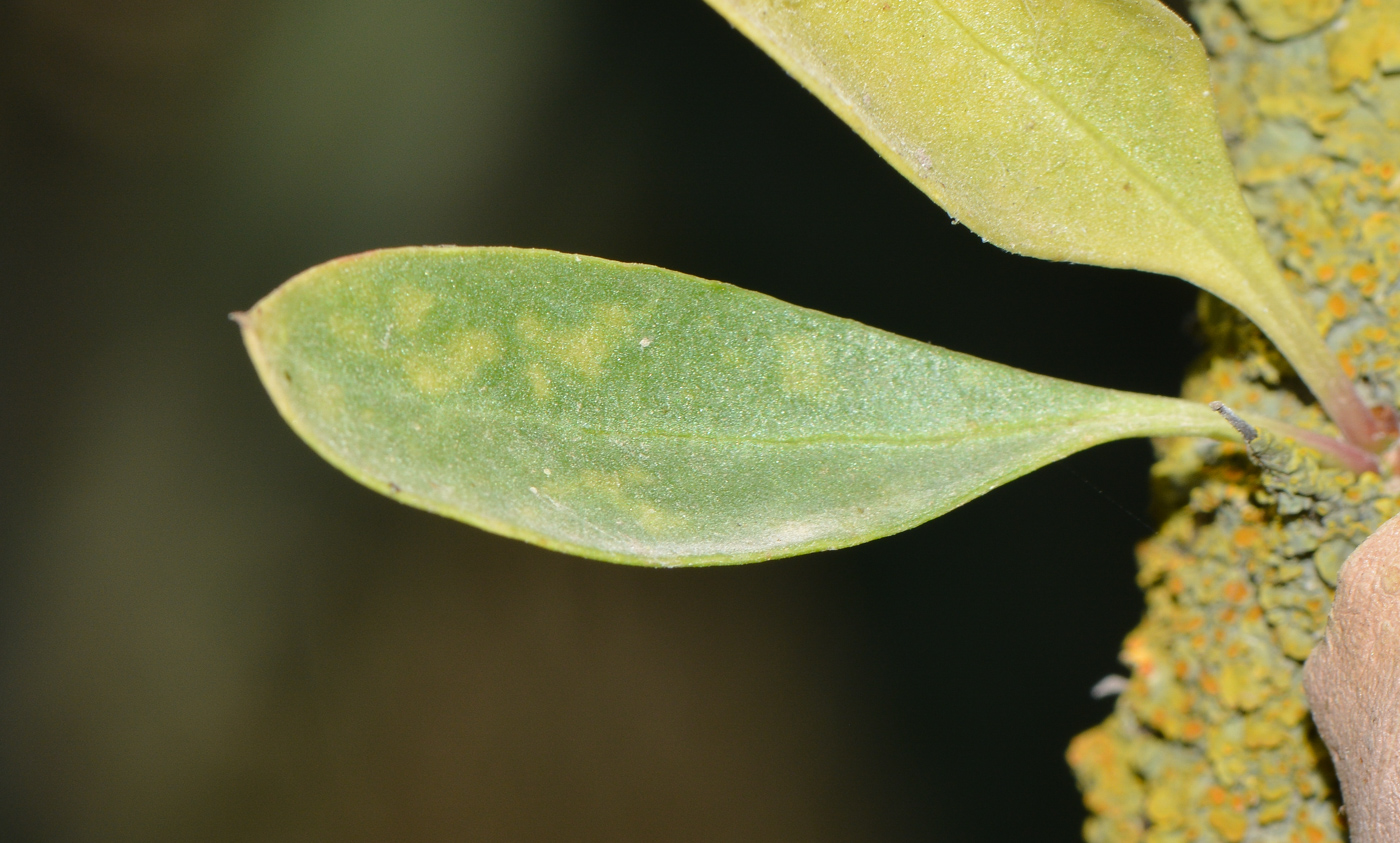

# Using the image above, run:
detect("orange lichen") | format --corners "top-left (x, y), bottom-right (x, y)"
top-left (1325, 293), bottom-right (1348, 318)
top-left (1070, 8), bottom-right (1400, 838)
top-left (1350, 262), bottom-right (1378, 284)
top-left (1210, 808), bottom-right (1249, 842)
top-left (1233, 527), bottom-right (1261, 548)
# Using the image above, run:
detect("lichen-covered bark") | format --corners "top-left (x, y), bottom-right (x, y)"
top-left (1067, 1), bottom-right (1400, 840)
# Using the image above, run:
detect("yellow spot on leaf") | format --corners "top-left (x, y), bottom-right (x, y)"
top-left (328, 312), bottom-right (375, 350)
top-left (572, 467), bottom-right (681, 537)
top-left (403, 329), bottom-right (500, 395)
top-left (775, 333), bottom-right (834, 399)
top-left (518, 304), bottom-right (632, 381)
top-left (392, 285), bottom-right (436, 333)
top-left (526, 362), bottom-right (552, 401)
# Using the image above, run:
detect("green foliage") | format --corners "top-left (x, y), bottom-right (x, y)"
top-left (707, 0), bottom-right (1247, 279)
top-left (705, 0), bottom-right (1388, 449)
top-left (240, 0), bottom-right (1380, 564)
top-left (239, 246), bottom-right (1237, 566)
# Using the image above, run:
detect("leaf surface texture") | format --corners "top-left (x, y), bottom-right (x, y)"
top-left (241, 247), bottom-right (1236, 565)
top-left (703, 0), bottom-right (1376, 445)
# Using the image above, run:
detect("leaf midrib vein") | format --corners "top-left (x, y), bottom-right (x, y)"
top-left (893, 0), bottom-right (1241, 276)
top-left (520, 416), bottom-right (1117, 449)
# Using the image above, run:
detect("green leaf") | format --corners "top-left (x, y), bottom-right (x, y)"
top-left (239, 246), bottom-right (1237, 567)
top-left (704, 0), bottom-right (1387, 450)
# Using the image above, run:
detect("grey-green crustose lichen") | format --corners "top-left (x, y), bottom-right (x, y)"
top-left (1068, 0), bottom-right (1400, 840)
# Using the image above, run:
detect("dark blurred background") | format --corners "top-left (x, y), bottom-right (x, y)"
top-left (0, 1), bottom-right (1201, 840)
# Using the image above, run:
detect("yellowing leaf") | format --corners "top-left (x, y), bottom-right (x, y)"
top-left (239, 247), bottom-right (1238, 567)
top-left (705, 0), bottom-right (1385, 449)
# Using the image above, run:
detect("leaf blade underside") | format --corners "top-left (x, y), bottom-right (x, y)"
top-left (241, 247), bottom-right (1237, 566)
top-left (704, 0), bottom-right (1381, 449)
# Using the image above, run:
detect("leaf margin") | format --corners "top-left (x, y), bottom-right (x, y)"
top-left (237, 246), bottom-right (1242, 567)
